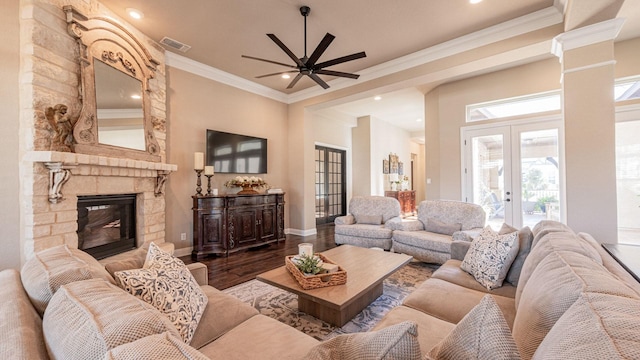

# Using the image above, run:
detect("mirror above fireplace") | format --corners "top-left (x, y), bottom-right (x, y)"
top-left (64, 5), bottom-right (161, 161)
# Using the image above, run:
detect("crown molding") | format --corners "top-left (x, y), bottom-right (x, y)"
top-left (551, 18), bottom-right (625, 58)
top-left (165, 52), bottom-right (289, 103)
top-left (167, 6), bottom-right (563, 105)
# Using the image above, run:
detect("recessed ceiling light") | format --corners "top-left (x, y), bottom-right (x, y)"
top-left (374, 96), bottom-right (382, 101)
top-left (131, 94), bottom-right (141, 99)
top-left (282, 74), bottom-right (291, 79)
top-left (126, 8), bottom-right (144, 20)
top-left (470, 0), bottom-right (482, 4)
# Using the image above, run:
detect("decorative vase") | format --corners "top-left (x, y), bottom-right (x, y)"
top-left (238, 185), bottom-right (258, 195)
top-left (391, 182), bottom-right (398, 191)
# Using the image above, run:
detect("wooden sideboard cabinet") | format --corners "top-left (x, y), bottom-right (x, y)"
top-left (192, 193), bottom-right (285, 259)
top-left (385, 190), bottom-right (416, 217)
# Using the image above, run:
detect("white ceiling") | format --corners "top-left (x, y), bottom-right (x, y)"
top-left (99, 0), bottom-right (640, 135)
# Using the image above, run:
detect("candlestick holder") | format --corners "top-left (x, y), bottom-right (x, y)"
top-left (194, 169), bottom-right (203, 196)
top-left (205, 174), bottom-right (214, 195)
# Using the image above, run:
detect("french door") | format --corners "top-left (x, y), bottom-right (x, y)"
top-left (462, 119), bottom-right (564, 229)
top-left (315, 145), bottom-right (347, 225)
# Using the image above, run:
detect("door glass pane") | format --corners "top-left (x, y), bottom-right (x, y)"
top-left (472, 134), bottom-right (505, 230)
top-left (520, 129), bottom-right (560, 228)
top-left (616, 120), bottom-right (640, 245)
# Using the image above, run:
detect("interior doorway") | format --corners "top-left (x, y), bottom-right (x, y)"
top-left (315, 145), bottom-right (347, 224)
top-left (462, 119), bottom-right (564, 229)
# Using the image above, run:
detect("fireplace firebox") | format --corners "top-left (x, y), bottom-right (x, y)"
top-left (77, 194), bottom-right (137, 259)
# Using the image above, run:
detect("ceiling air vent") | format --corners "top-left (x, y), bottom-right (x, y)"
top-left (160, 36), bottom-right (191, 52)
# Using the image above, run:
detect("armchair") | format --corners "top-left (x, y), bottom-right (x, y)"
top-left (334, 196), bottom-right (402, 250)
top-left (391, 200), bottom-right (486, 264)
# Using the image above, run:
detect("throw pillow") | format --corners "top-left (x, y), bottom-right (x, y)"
top-left (114, 243), bottom-right (208, 344)
top-left (427, 295), bottom-right (520, 360)
top-left (460, 226), bottom-right (520, 290)
top-left (355, 214), bottom-right (383, 225)
top-left (504, 226), bottom-right (533, 286)
top-left (425, 218), bottom-right (462, 236)
top-left (43, 278), bottom-right (180, 360)
top-left (305, 321), bottom-right (421, 360)
top-left (104, 332), bottom-right (210, 360)
top-left (20, 244), bottom-right (115, 316)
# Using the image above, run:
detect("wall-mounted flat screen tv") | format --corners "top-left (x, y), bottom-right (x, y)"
top-left (206, 130), bottom-right (267, 174)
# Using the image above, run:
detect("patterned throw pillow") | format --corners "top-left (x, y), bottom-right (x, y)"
top-left (425, 218), bottom-right (462, 236)
top-left (427, 295), bottom-right (520, 360)
top-left (305, 321), bottom-right (421, 360)
top-left (460, 226), bottom-right (520, 290)
top-left (114, 243), bottom-right (208, 344)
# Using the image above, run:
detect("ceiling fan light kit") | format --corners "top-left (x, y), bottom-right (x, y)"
top-left (242, 5), bottom-right (366, 90)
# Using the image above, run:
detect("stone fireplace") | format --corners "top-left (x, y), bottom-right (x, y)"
top-left (19, 1), bottom-right (176, 261)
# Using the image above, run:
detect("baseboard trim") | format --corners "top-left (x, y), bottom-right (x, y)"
top-left (173, 246), bottom-right (192, 258)
top-left (286, 228), bottom-right (317, 237)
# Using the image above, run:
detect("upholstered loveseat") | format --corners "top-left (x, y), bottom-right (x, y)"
top-left (373, 220), bottom-right (640, 358)
top-left (0, 242), bottom-right (319, 359)
top-left (334, 196), bottom-right (402, 250)
top-left (390, 199), bottom-right (486, 264)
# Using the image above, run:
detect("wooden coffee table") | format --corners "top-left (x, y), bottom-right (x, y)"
top-left (256, 245), bottom-right (412, 326)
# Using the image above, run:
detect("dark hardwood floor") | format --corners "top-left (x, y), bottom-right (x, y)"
top-left (180, 223), bottom-right (338, 290)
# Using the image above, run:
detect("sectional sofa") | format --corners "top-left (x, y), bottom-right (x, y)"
top-left (2, 221), bottom-right (639, 359)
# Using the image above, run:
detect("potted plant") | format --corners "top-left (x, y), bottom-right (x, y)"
top-left (292, 254), bottom-right (323, 275)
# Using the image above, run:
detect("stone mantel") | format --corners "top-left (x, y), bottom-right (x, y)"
top-left (24, 151), bottom-right (178, 202)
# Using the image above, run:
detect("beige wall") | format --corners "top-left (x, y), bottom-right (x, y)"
top-left (165, 67), bottom-right (289, 251)
top-left (351, 117), bottom-right (372, 197)
top-left (369, 117), bottom-right (412, 195)
top-left (0, 0), bottom-right (21, 269)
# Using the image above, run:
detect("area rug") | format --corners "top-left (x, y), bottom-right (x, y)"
top-left (222, 261), bottom-right (438, 340)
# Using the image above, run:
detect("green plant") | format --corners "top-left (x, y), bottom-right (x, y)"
top-left (294, 254), bottom-right (323, 275)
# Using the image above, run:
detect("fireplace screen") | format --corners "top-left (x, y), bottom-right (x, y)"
top-left (77, 194), bottom-right (136, 259)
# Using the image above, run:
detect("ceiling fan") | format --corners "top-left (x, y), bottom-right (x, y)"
top-left (241, 5), bottom-right (366, 90)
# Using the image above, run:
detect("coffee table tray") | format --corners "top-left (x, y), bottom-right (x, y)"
top-left (285, 254), bottom-right (347, 290)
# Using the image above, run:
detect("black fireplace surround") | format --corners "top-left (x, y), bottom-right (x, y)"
top-left (77, 194), bottom-right (136, 259)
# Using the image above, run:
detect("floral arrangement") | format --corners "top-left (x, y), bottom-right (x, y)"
top-left (224, 176), bottom-right (267, 188)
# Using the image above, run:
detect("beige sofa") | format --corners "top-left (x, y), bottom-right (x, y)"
top-left (0, 243), bottom-right (318, 360)
top-left (391, 200), bottom-right (486, 264)
top-left (374, 220), bottom-right (640, 358)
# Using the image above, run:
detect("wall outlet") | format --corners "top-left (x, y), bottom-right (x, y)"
top-left (180, 233), bottom-right (186, 241)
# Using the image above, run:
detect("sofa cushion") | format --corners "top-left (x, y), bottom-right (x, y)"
top-left (417, 200), bottom-right (485, 231)
top-left (114, 243), bottom-right (208, 344)
top-left (349, 196), bottom-right (401, 223)
top-left (392, 230), bottom-right (453, 253)
top-left (432, 260), bottom-right (517, 298)
top-left (104, 332), bottom-right (210, 360)
top-left (198, 315), bottom-right (318, 360)
top-left (403, 278), bottom-right (516, 329)
top-left (512, 251), bottom-right (639, 359)
top-left (355, 214), bottom-right (382, 225)
top-left (0, 269), bottom-right (48, 360)
top-left (43, 278), bottom-right (179, 360)
top-left (425, 218), bottom-right (462, 236)
top-left (530, 220), bottom-right (574, 248)
top-left (190, 285), bottom-right (259, 349)
top-left (21, 244), bottom-right (115, 316)
top-left (372, 306), bottom-right (455, 357)
top-left (515, 231), bottom-right (602, 308)
top-left (461, 226), bottom-right (520, 290)
top-left (532, 292), bottom-right (640, 360)
top-left (306, 321), bottom-right (422, 360)
top-left (427, 295), bottom-right (520, 360)
top-left (335, 224), bottom-right (393, 239)
top-left (498, 226), bottom-right (533, 286)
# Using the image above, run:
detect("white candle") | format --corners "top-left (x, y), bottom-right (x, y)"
top-left (204, 166), bottom-right (214, 175)
top-left (298, 243), bottom-right (313, 257)
top-left (194, 152), bottom-right (204, 170)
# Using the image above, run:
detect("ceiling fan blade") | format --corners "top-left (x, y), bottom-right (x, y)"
top-left (286, 73), bottom-right (304, 89)
top-left (314, 51), bottom-right (367, 70)
top-left (255, 70), bottom-right (299, 79)
top-left (306, 33), bottom-right (335, 67)
top-left (241, 55), bottom-right (297, 69)
top-left (267, 34), bottom-right (305, 67)
top-left (308, 73), bottom-right (330, 89)
top-left (315, 69), bottom-right (360, 79)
